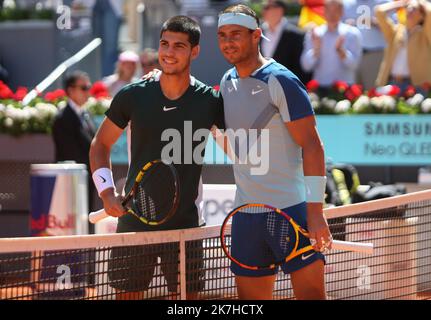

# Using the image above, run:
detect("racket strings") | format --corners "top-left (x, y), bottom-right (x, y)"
top-left (224, 205), bottom-right (296, 269)
top-left (135, 164), bottom-right (177, 222)
top-left (137, 186), bottom-right (156, 220)
top-left (265, 212), bottom-right (290, 254)
top-left (267, 212), bottom-right (276, 236)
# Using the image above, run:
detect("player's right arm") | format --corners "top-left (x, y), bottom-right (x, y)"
top-left (90, 118), bottom-right (126, 218)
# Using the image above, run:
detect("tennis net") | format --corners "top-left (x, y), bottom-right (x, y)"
top-left (1, 190), bottom-right (431, 300)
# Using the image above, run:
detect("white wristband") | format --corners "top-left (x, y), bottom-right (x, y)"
top-left (304, 176), bottom-right (327, 203)
top-left (92, 168), bottom-right (115, 197)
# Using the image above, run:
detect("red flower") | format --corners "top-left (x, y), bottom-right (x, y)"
top-left (306, 79), bottom-right (320, 92)
top-left (213, 85), bottom-right (220, 91)
top-left (345, 84), bottom-right (363, 101)
top-left (404, 85), bottom-right (416, 98)
top-left (375, 85), bottom-right (401, 97)
top-left (0, 81), bottom-right (14, 99)
top-left (44, 91), bottom-right (57, 102)
top-left (388, 85), bottom-right (401, 96)
top-left (53, 89), bottom-right (66, 99)
top-left (90, 81), bottom-right (110, 99)
top-left (421, 82), bottom-right (431, 93)
top-left (333, 80), bottom-right (349, 93)
top-left (45, 89), bottom-right (66, 102)
top-left (368, 87), bottom-right (379, 97)
top-left (14, 87), bottom-right (28, 101)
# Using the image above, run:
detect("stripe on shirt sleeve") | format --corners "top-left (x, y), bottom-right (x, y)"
top-left (268, 73), bottom-right (314, 123)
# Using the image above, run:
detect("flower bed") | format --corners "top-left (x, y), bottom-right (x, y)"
top-left (0, 81), bottom-right (111, 136)
top-left (1, 79), bottom-right (431, 137)
top-left (307, 80), bottom-right (431, 115)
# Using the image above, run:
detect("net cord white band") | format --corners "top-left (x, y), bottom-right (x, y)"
top-left (3, 190), bottom-right (431, 254)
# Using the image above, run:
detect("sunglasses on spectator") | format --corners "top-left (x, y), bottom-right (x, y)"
top-left (72, 84), bottom-right (91, 91)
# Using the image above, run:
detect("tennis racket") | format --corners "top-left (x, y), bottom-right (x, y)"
top-left (89, 160), bottom-right (180, 226)
top-left (220, 203), bottom-right (374, 270)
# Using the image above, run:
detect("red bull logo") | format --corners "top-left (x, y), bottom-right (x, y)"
top-left (31, 213), bottom-right (75, 235)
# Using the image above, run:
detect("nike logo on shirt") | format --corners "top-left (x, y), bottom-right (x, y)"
top-left (163, 106), bottom-right (177, 112)
top-left (251, 89), bottom-right (264, 95)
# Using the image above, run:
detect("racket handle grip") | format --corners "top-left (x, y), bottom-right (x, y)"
top-left (332, 240), bottom-right (374, 255)
top-left (89, 209), bottom-right (109, 224)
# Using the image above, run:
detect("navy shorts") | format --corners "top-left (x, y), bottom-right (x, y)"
top-left (230, 202), bottom-right (325, 277)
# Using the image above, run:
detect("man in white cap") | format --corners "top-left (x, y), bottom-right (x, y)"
top-left (216, 4), bottom-right (331, 300)
top-left (103, 50), bottom-right (139, 97)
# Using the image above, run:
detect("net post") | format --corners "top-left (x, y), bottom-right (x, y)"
top-left (179, 231), bottom-right (187, 300)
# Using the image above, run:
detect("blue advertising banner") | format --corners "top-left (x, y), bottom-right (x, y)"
top-left (94, 115), bottom-right (431, 166)
top-left (317, 115), bottom-right (431, 165)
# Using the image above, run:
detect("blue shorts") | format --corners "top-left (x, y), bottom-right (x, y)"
top-left (230, 202), bottom-right (326, 277)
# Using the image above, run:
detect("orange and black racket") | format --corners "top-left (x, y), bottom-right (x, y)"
top-left (89, 160), bottom-right (180, 226)
top-left (220, 203), bottom-right (373, 270)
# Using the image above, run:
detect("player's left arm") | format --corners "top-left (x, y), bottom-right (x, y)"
top-left (269, 73), bottom-right (331, 252)
top-left (285, 116), bottom-right (332, 252)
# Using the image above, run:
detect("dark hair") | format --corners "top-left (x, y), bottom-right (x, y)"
top-left (63, 70), bottom-right (89, 91)
top-left (220, 4), bottom-right (260, 26)
top-left (160, 16), bottom-right (201, 47)
top-left (264, 1), bottom-right (287, 14)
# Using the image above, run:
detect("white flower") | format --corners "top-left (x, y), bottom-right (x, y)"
top-left (24, 106), bottom-right (38, 119)
top-left (5, 105), bottom-right (30, 121)
top-left (352, 95), bottom-right (370, 112)
top-left (407, 93), bottom-right (425, 106)
top-left (84, 97), bottom-right (97, 108)
top-left (57, 100), bottom-right (67, 110)
top-left (35, 103), bottom-right (58, 120)
top-left (421, 98), bottom-right (431, 113)
top-left (100, 98), bottom-right (112, 110)
top-left (5, 105), bottom-right (18, 118)
top-left (371, 96), bottom-right (396, 112)
top-left (308, 92), bottom-right (319, 103)
top-left (0, 103), bottom-right (5, 114)
top-left (334, 99), bottom-right (351, 113)
top-left (4, 117), bottom-right (13, 128)
top-left (382, 96), bottom-right (396, 111)
top-left (321, 97), bottom-right (337, 110)
top-left (311, 100), bottom-right (320, 110)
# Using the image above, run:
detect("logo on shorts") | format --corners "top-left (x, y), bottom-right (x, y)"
top-left (301, 252), bottom-right (316, 261)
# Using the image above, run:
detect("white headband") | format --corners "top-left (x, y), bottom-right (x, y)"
top-left (218, 12), bottom-right (270, 41)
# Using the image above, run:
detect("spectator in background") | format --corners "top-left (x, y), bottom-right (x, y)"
top-left (0, 63), bottom-right (8, 85)
top-left (343, 0), bottom-right (391, 90)
top-left (103, 51), bottom-right (139, 97)
top-left (140, 48), bottom-right (160, 76)
top-left (90, 0), bottom-right (124, 77)
top-left (375, 0), bottom-right (431, 90)
top-left (52, 71), bottom-right (96, 212)
top-left (301, 0), bottom-right (363, 88)
top-left (261, 0), bottom-right (311, 84)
